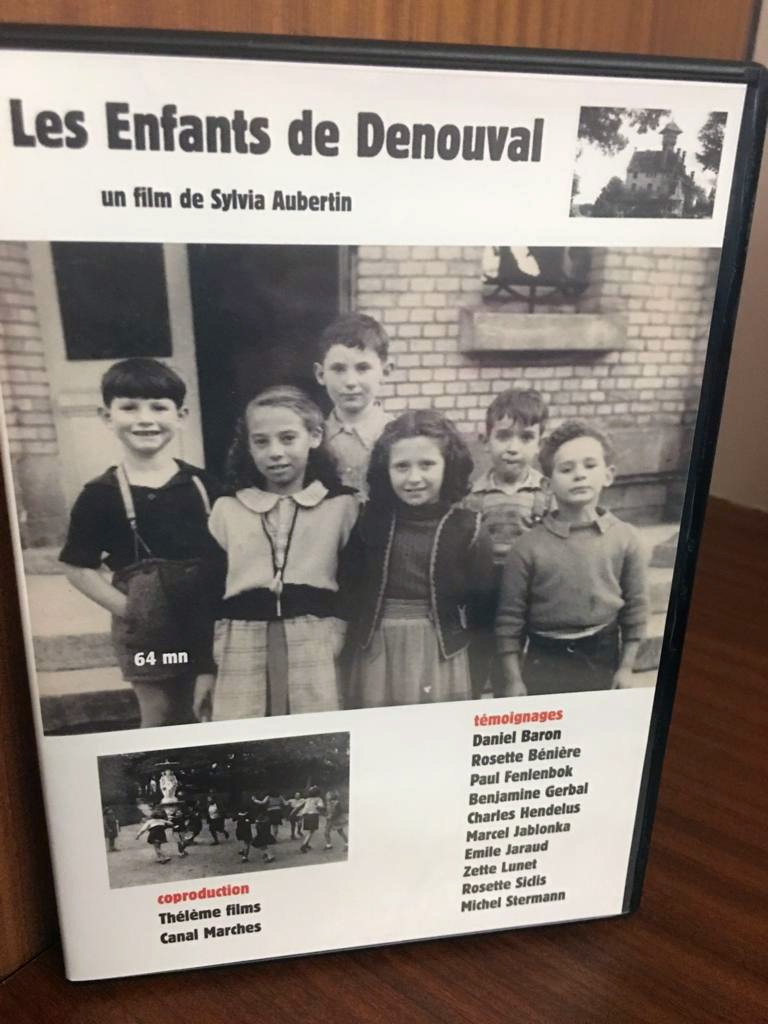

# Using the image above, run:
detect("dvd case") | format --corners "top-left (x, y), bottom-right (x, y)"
top-left (0, 26), bottom-right (763, 980)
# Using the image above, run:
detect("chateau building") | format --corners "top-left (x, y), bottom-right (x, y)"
top-left (624, 121), bottom-right (692, 216)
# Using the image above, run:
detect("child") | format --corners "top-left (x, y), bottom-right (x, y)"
top-left (348, 409), bottom-right (495, 708)
top-left (287, 792), bottom-right (304, 839)
top-left (234, 808), bottom-right (253, 863)
top-left (199, 386), bottom-right (358, 721)
top-left (250, 796), bottom-right (276, 863)
top-left (103, 807), bottom-right (119, 852)
top-left (184, 802), bottom-right (203, 844)
top-left (465, 388), bottom-right (550, 564)
top-left (135, 810), bottom-right (171, 864)
top-left (206, 795), bottom-right (229, 844)
top-left (464, 388), bottom-right (551, 696)
top-left (314, 313), bottom-right (393, 496)
top-left (166, 806), bottom-right (189, 858)
top-left (496, 421), bottom-right (649, 695)
top-left (323, 788), bottom-right (348, 851)
top-left (59, 357), bottom-right (223, 729)
top-left (298, 787), bottom-right (324, 853)
top-left (266, 792), bottom-right (286, 839)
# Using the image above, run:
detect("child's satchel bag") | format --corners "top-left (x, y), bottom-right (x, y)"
top-left (110, 464), bottom-right (214, 682)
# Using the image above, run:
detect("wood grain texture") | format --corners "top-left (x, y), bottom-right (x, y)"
top-left (0, 0), bottom-right (759, 983)
top-left (0, 1), bottom-right (757, 60)
top-left (0, 499), bottom-right (766, 1018)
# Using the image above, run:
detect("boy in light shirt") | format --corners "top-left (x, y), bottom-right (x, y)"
top-left (465, 388), bottom-right (550, 696)
top-left (314, 313), bottom-right (393, 497)
top-left (465, 388), bottom-right (550, 565)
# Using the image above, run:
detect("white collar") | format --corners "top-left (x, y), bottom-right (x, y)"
top-left (235, 479), bottom-right (328, 513)
top-left (325, 405), bottom-right (388, 449)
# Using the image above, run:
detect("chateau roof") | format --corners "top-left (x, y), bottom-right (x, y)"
top-left (627, 149), bottom-right (676, 173)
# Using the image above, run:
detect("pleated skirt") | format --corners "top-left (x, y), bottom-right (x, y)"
top-left (212, 616), bottom-right (344, 720)
top-left (353, 599), bottom-right (471, 708)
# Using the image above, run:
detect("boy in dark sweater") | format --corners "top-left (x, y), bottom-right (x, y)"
top-left (496, 421), bottom-right (648, 696)
top-left (59, 358), bottom-right (222, 728)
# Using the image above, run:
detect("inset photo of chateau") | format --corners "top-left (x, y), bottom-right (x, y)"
top-left (570, 107), bottom-right (727, 219)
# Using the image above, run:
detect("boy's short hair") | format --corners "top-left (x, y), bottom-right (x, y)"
top-left (485, 388), bottom-right (548, 436)
top-left (539, 420), bottom-right (615, 478)
top-left (101, 357), bottom-right (186, 408)
top-left (317, 313), bottom-right (390, 362)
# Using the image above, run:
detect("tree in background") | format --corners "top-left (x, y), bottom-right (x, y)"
top-left (577, 107), bottom-right (671, 156)
top-left (99, 732), bottom-right (350, 819)
top-left (697, 111), bottom-right (727, 174)
top-left (592, 176), bottom-right (629, 216)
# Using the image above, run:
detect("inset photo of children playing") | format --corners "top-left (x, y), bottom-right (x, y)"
top-left (1, 241), bottom-right (720, 734)
top-left (98, 731), bottom-right (350, 889)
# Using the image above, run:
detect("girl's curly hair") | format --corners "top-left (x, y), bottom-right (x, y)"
top-left (367, 408), bottom-right (474, 508)
top-left (224, 385), bottom-right (343, 494)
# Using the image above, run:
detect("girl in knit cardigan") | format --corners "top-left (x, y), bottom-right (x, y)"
top-left (348, 409), bottom-right (495, 707)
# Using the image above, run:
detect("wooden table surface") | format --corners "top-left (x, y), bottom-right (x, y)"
top-left (1, 496), bottom-right (766, 1023)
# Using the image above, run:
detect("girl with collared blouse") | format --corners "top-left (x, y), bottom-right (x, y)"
top-left (348, 409), bottom-right (495, 708)
top-left (196, 386), bottom-right (358, 722)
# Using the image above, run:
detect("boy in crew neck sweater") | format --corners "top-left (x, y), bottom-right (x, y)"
top-left (495, 421), bottom-right (648, 696)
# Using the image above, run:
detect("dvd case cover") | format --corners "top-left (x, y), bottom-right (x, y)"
top-left (0, 25), bottom-right (763, 980)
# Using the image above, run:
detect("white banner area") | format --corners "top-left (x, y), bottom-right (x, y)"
top-left (0, 50), bottom-right (745, 246)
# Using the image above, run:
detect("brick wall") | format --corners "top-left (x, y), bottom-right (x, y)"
top-left (0, 242), bottom-right (722, 541)
top-left (0, 243), bottom-right (57, 459)
top-left (0, 242), bottom-right (62, 544)
top-left (355, 245), bottom-right (720, 437)
top-left (578, 247), bottom-right (719, 429)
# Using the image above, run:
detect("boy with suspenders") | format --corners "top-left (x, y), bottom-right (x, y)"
top-left (60, 358), bottom-right (223, 728)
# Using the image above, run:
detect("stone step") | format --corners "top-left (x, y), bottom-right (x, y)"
top-left (636, 612), bottom-right (667, 672)
top-left (650, 535), bottom-right (679, 568)
top-left (37, 667), bottom-right (138, 735)
top-left (37, 660), bottom-right (660, 736)
top-left (27, 572), bottom-right (115, 671)
top-left (635, 523), bottom-right (679, 553)
top-left (36, 596), bottom-right (666, 732)
top-left (635, 524), bottom-right (675, 675)
top-left (649, 566), bottom-right (673, 615)
top-left (34, 632), bottom-right (116, 672)
top-left (22, 545), bottom-right (66, 576)
top-left (628, 669), bottom-right (657, 688)
top-left (35, 613), bottom-right (673, 676)
top-left (27, 573), bottom-right (111, 636)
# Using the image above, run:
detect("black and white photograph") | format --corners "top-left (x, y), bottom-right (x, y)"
top-left (2, 239), bottom-right (719, 734)
top-left (98, 731), bottom-right (350, 889)
top-left (570, 107), bottom-right (727, 218)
